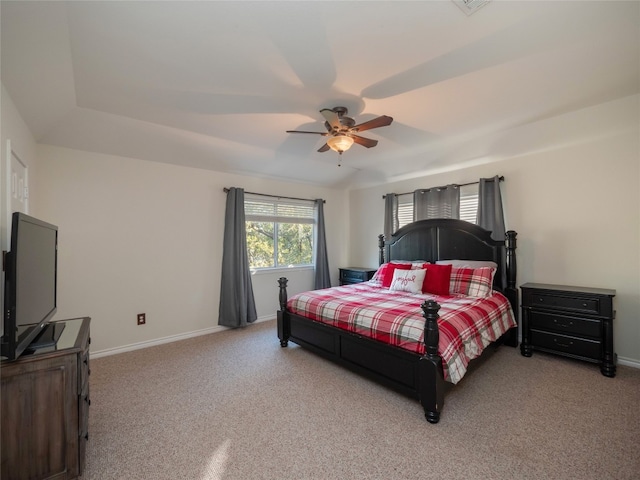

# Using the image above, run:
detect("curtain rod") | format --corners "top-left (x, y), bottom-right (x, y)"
top-left (382, 176), bottom-right (504, 199)
top-left (223, 188), bottom-right (325, 204)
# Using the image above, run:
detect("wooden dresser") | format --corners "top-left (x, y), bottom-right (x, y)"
top-left (1, 317), bottom-right (91, 480)
top-left (339, 267), bottom-right (377, 285)
top-left (520, 283), bottom-right (615, 377)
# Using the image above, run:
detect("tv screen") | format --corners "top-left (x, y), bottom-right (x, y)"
top-left (1, 212), bottom-right (58, 361)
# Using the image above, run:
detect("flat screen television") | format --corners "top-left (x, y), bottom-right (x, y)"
top-left (1, 212), bottom-right (60, 361)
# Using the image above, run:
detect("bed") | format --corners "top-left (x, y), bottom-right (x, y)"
top-left (277, 218), bottom-right (518, 423)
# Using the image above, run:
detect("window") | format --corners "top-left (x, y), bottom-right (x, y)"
top-left (458, 184), bottom-right (479, 224)
top-left (396, 184), bottom-right (479, 230)
top-left (245, 194), bottom-right (315, 269)
top-left (396, 193), bottom-right (413, 230)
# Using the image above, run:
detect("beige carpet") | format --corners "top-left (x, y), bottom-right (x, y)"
top-left (83, 320), bottom-right (640, 480)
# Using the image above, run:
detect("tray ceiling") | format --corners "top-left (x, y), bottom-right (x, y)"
top-left (1, 1), bottom-right (638, 188)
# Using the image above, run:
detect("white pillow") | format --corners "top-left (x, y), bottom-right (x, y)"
top-left (387, 260), bottom-right (426, 267)
top-left (436, 259), bottom-right (498, 269)
top-left (389, 268), bottom-right (426, 294)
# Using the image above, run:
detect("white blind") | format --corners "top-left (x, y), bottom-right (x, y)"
top-left (245, 194), bottom-right (315, 224)
top-left (397, 193), bottom-right (413, 230)
top-left (459, 184), bottom-right (478, 224)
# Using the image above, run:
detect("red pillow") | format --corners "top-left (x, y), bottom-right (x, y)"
top-left (419, 263), bottom-right (452, 296)
top-left (382, 263), bottom-right (412, 287)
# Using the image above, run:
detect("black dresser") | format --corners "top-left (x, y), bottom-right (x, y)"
top-left (520, 283), bottom-right (616, 377)
top-left (339, 267), bottom-right (377, 285)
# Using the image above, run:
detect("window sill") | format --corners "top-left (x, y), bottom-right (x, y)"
top-left (250, 266), bottom-right (314, 276)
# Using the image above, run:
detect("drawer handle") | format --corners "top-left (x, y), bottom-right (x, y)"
top-left (553, 338), bottom-right (573, 348)
top-left (552, 319), bottom-right (573, 328)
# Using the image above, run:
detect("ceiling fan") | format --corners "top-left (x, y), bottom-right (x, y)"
top-left (286, 106), bottom-right (393, 158)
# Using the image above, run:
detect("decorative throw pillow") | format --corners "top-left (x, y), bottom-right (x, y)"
top-left (371, 263), bottom-right (389, 285)
top-left (417, 263), bottom-right (452, 296)
top-left (389, 268), bottom-right (426, 294)
top-left (449, 266), bottom-right (495, 297)
top-left (381, 262), bottom-right (412, 287)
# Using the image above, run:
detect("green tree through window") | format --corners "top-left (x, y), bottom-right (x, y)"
top-left (246, 221), bottom-right (274, 267)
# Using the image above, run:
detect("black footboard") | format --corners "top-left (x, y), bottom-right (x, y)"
top-left (277, 277), bottom-right (445, 423)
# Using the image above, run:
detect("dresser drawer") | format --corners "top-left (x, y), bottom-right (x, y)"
top-left (78, 337), bottom-right (90, 476)
top-left (531, 330), bottom-right (601, 360)
top-left (78, 347), bottom-right (90, 393)
top-left (530, 311), bottom-right (601, 338)
top-left (527, 291), bottom-right (601, 315)
top-left (339, 268), bottom-right (376, 285)
top-left (79, 387), bottom-right (90, 438)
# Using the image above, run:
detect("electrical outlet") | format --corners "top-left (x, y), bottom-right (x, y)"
top-left (137, 313), bottom-right (146, 325)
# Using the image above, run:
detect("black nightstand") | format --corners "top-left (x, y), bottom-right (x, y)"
top-left (520, 283), bottom-right (616, 377)
top-left (339, 267), bottom-right (377, 285)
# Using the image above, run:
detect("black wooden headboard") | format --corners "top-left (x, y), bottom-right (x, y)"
top-left (378, 219), bottom-right (518, 318)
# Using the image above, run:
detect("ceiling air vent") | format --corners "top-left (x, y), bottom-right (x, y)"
top-left (453, 0), bottom-right (490, 15)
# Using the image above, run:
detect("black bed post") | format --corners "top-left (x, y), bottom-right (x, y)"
top-left (504, 230), bottom-right (519, 347)
top-left (378, 234), bottom-right (385, 265)
top-left (418, 300), bottom-right (445, 424)
top-left (277, 277), bottom-right (290, 347)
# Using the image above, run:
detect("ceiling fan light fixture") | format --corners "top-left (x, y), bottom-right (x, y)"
top-left (327, 135), bottom-right (354, 154)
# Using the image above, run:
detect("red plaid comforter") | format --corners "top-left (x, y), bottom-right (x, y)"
top-left (287, 282), bottom-right (516, 384)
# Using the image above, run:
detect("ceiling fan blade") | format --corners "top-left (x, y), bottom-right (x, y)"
top-left (352, 115), bottom-right (394, 132)
top-left (320, 108), bottom-right (341, 131)
top-left (351, 135), bottom-right (378, 148)
top-left (317, 143), bottom-right (331, 153)
top-left (286, 130), bottom-right (329, 135)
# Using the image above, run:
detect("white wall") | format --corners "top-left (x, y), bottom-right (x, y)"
top-left (33, 145), bottom-right (348, 354)
top-left (5, 80), bottom-right (638, 366)
top-left (1, 85), bottom-right (40, 336)
top-left (1, 85), bottom-right (39, 243)
top-left (349, 96), bottom-right (640, 365)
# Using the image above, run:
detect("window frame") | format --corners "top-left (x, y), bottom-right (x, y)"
top-left (244, 194), bottom-right (316, 272)
top-left (395, 184), bottom-right (479, 231)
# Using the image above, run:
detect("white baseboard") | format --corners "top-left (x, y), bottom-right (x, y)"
top-left (91, 315), bottom-right (276, 359)
top-left (91, 317), bottom-right (640, 370)
top-left (617, 356), bottom-right (640, 369)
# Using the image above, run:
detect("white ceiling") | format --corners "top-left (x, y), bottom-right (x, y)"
top-left (2, 1), bottom-right (638, 188)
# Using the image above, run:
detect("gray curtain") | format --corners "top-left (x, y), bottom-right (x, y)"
top-left (414, 185), bottom-right (460, 221)
top-left (314, 199), bottom-right (331, 289)
top-left (477, 176), bottom-right (506, 241)
top-left (478, 176), bottom-right (506, 286)
top-left (218, 187), bottom-right (257, 327)
top-left (383, 194), bottom-right (398, 240)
